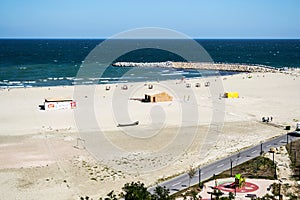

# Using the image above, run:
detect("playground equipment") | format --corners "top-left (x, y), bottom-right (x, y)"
top-left (234, 174), bottom-right (245, 188)
top-left (217, 173), bottom-right (259, 194)
top-left (229, 174), bottom-right (246, 188)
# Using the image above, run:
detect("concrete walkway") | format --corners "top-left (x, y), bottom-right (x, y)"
top-left (265, 146), bottom-right (299, 199)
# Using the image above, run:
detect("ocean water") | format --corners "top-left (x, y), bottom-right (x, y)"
top-left (0, 39), bottom-right (299, 88)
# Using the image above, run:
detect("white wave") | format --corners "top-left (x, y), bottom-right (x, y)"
top-left (81, 81), bottom-right (94, 84)
top-left (161, 72), bottom-right (189, 76)
top-left (8, 85), bottom-right (25, 88)
top-left (0, 81), bottom-right (8, 85)
top-left (109, 80), bottom-right (128, 84)
top-left (88, 78), bottom-right (100, 81)
top-left (23, 81), bottom-right (36, 84)
top-left (9, 81), bottom-right (21, 84)
top-left (73, 78), bottom-right (84, 81)
top-left (99, 77), bottom-right (120, 80)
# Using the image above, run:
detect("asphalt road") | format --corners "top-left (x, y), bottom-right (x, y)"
top-left (148, 132), bottom-right (300, 195)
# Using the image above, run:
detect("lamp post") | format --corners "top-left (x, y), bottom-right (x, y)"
top-left (286, 126), bottom-right (290, 153)
top-left (260, 143), bottom-right (263, 155)
top-left (230, 159), bottom-right (233, 177)
top-left (286, 125), bottom-right (290, 141)
top-left (234, 183), bottom-right (237, 196)
top-left (269, 148), bottom-right (276, 178)
top-left (198, 168), bottom-right (202, 188)
top-left (278, 179), bottom-right (282, 200)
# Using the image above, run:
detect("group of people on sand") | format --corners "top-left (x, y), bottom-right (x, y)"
top-left (262, 116), bottom-right (273, 123)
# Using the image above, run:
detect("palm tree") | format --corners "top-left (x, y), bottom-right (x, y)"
top-left (187, 166), bottom-right (196, 187)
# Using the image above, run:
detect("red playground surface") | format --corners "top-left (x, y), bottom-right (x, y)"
top-left (217, 181), bottom-right (259, 193)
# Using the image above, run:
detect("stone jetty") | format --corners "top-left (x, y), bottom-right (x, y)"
top-left (112, 61), bottom-right (279, 73)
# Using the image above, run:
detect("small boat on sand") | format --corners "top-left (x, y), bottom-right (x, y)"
top-left (117, 121), bottom-right (139, 127)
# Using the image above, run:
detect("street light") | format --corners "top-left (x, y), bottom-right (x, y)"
top-left (269, 147), bottom-right (275, 164)
top-left (260, 143), bottom-right (263, 155)
top-left (198, 168), bottom-right (202, 188)
top-left (269, 147), bottom-right (276, 179)
top-left (230, 159), bottom-right (233, 177)
top-left (286, 126), bottom-right (290, 153)
top-left (278, 179), bottom-right (282, 200)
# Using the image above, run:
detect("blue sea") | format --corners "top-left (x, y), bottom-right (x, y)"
top-left (0, 39), bottom-right (300, 88)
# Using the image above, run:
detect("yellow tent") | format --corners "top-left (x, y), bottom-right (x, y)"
top-left (225, 92), bottom-right (239, 98)
top-left (144, 91), bottom-right (173, 103)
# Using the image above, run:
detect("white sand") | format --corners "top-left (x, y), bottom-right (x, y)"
top-left (0, 72), bottom-right (299, 199)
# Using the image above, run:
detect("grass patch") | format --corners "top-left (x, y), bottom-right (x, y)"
top-left (220, 156), bottom-right (276, 180)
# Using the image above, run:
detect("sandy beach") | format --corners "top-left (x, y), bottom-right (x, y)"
top-left (0, 71), bottom-right (300, 199)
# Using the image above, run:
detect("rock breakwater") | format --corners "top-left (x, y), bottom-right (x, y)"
top-left (113, 62), bottom-right (279, 73)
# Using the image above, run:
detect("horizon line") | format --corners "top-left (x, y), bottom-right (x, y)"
top-left (0, 37), bottom-right (300, 40)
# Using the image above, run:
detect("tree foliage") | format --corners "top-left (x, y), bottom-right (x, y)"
top-left (121, 181), bottom-right (152, 200)
top-left (87, 181), bottom-right (173, 200)
top-left (152, 185), bottom-right (173, 200)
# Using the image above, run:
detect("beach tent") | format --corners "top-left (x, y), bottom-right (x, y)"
top-left (44, 98), bottom-right (76, 111)
top-left (224, 92), bottom-right (239, 98)
top-left (144, 91), bottom-right (172, 103)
